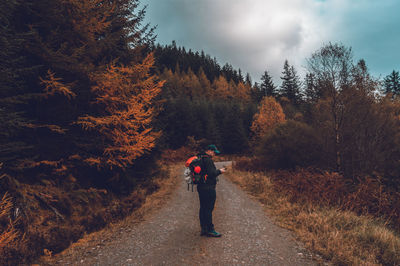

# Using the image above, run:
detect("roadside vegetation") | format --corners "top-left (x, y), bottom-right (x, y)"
top-left (226, 167), bottom-right (400, 265)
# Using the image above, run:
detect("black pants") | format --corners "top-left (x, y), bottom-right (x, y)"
top-left (197, 185), bottom-right (216, 231)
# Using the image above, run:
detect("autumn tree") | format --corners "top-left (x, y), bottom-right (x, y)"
top-left (250, 96), bottom-right (286, 140)
top-left (78, 54), bottom-right (164, 169)
top-left (235, 81), bottom-right (251, 102)
top-left (307, 43), bottom-right (353, 172)
top-left (212, 75), bottom-right (230, 99)
top-left (197, 67), bottom-right (212, 98)
top-left (0, 0), bottom-right (160, 183)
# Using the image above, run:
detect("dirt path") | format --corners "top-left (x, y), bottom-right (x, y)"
top-left (51, 162), bottom-right (316, 265)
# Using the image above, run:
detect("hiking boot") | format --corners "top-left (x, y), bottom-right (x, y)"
top-left (207, 230), bottom-right (222, 237)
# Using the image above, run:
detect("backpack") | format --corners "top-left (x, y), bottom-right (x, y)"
top-left (184, 155), bottom-right (208, 191)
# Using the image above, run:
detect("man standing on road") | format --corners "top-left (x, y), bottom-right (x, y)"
top-left (197, 144), bottom-right (226, 237)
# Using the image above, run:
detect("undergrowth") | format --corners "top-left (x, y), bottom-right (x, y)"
top-left (226, 168), bottom-right (400, 265)
top-left (0, 164), bottom-right (169, 265)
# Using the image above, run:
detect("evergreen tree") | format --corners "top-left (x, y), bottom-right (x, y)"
top-left (0, 0), bottom-right (160, 176)
top-left (245, 73), bottom-right (252, 87)
top-left (221, 104), bottom-right (248, 153)
top-left (384, 70), bottom-right (400, 96)
top-left (260, 70), bottom-right (276, 97)
top-left (279, 60), bottom-right (301, 104)
top-left (304, 73), bottom-right (318, 103)
top-left (238, 69), bottom-right (244, 82)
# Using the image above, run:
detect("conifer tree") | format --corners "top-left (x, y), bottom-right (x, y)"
top-left (212, 75), bottom-right (230, 99)
top-left (78, 54), bottom-right (164, 169)
top-left (0, 0), bottom-right (161, 178)
top-left (197, 67), bottom-right (212, 98)
top-left (205, 113), bottom-right (221, 145)
top-left (304, 73), bottom-right (318, 103)
top-left (245, 73), bottom-right (252, 87)
top-left (260, 70), bottom-right (276, 97)
top-left (236, 82), bottom-right (251, 102)
top-left (384, 70), bottom-right (400, 96)
top-left (251, 96), bottom-right (286, 140)
top-left (221, 104), bottom-right (248, 153)
top-left (186, 68), bottom-right (202, 98)
top-left (279, 60), bottom-right (301, 104)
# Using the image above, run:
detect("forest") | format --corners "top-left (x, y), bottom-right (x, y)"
top-left (1, 0), bottom-right (400, 264)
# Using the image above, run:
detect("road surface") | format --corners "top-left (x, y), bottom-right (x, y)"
top-left (51, 162), bottom-right (316, 265)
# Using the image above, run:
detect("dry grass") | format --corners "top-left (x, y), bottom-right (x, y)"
top-left (0, 161), bottom-right (180, 265)
top-left (40, 163), bottom-right (181, 264)
top-left (226, 169), bottom-right (400, 265)
top-left (0, 193), bottom-right (18, 250)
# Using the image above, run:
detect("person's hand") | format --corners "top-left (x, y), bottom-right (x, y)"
top-left (220, 167), bottom-right (227, 173)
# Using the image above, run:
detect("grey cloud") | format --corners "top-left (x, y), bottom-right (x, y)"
top-left (142, 0), bottom-right (399, 83)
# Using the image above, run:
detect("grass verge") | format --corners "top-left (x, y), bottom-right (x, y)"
top-left (38, 163), bottom-right (181, 265)
top-left (225, 169), bottom-right (400, 265)
top-left (0, 162), bottom-right (181, 265)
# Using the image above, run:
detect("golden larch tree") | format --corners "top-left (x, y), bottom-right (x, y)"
top-left (78, 53), bottom-right (164, 169)
top-left (251, 96), bottom-right (286, 139)
top-left (235, 81), bottom-right (251, 102)
top-left (212, 75), bottom-right (230, 99)
top-left (197, 67), bottom-right (212, 98)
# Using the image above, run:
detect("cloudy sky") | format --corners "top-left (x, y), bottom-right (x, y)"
top-left (140, 0), bottom-right (400, 84)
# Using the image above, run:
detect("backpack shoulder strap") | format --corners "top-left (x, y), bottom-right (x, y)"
top-left (185, 156), bottom-right (198, 167)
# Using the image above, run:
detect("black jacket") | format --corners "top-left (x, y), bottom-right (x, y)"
top-left (198, 153), bottom-right (221, 186)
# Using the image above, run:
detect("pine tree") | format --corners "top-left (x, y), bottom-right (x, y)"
top-left (279, 60), bottom-right (301, 104)
top-left (384, 70), bottom-right (400, 96)
top-left (221, 104), bottom-right (248, 153)
top-left (245, 73), bottom-right (252, 87)
top-left (260, 70), bottom-right (276, 97)
top-left (304, 73), bottom-right (318, 103)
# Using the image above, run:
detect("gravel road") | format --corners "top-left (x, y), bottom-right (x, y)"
top-left (52, 162), bottom-right (316, 265)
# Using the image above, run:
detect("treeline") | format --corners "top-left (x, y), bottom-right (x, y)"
top-left (154, 41), bottom-right (253, 84)
top-left (153, 41), bottom-right (400, 189)
top-left (254, 44), bottom-right (400, 187)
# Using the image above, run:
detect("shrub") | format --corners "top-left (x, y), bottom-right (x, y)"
top-left (256, 120), bottom-right (322, 170)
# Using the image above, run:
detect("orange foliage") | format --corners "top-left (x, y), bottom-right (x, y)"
top-left (0, 193), bottom-right (18, 250)
top-left (197, 67), bottom-right (212, 98)
top-left (212, 75), bottom-right (230, 99)
top-left (250, 96), bottom-right (286, 139)
top-left (235, 81), bottom-right (251, 102)
top-left (40, 70), bottom-right (76, 100)
top-left (78, 53), bottom-right (164, 169)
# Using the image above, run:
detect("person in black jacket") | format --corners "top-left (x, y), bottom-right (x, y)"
top-left (197, 144), bottom-right (226, 237)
